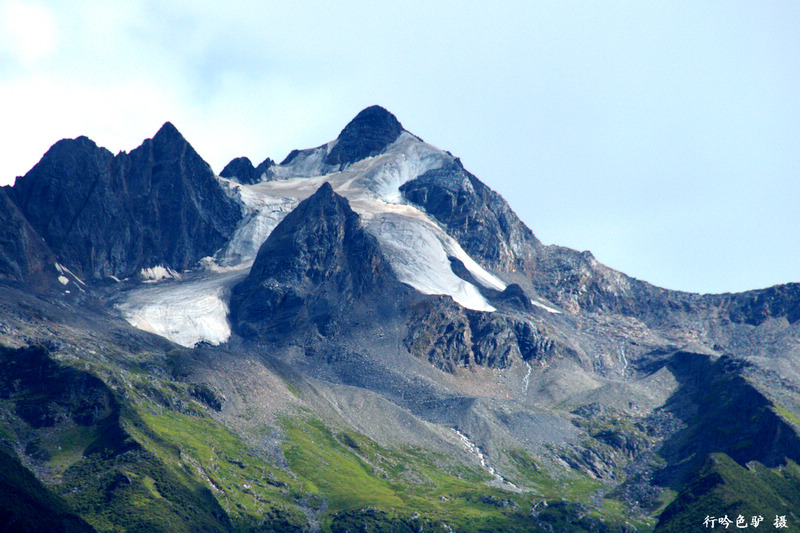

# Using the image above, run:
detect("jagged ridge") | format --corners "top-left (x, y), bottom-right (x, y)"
top-left (8, 123), bottom-right (242, 280)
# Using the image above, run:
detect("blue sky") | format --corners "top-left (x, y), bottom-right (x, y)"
top-left (1, 1), bottom-right (798, 294)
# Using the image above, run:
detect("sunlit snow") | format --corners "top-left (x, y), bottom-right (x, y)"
top-left (530, 299), bottom-right (561, 314)
top-left (118, 270), bottom-right (247, 348)
top-left (140, 265), bottom-right (182, 282)
top-left (55, 262), bottom-right (86, 292)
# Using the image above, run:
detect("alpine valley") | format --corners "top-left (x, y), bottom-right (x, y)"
top-left (1, 106), bottom-right (799, 532)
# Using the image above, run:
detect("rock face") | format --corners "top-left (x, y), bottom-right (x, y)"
top-left (230, 182), bottom-right (405, 341)
top-left (712, 284), bottom-right (800, 326)
top-left (404, 294), bottom-right (574, 373)
top-left (9, 123), bottom-right (242, 280)
top-left (324, 105), bottom-right (405, 168)
top-left (220, 156), bottom-right (275, 184)
top-left (400, 159), bottom-right (540, 273)
top-left (0, 187), bottom-right (55, 285)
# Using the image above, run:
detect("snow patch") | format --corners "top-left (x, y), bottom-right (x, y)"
top-left (365, 212), bottom-right (495, 312)
top-left (617, 346), bottom-right (629, 374)
top-left (215, 181), bottom-right (298, 267)
top-left (452, 429), bottom-right (520, 492)
top-left (54, 262), bottom-right (86, 292)
top-left (531, 299), bottom-right (561, 314)
top-left (442, 239), bottom-right (506, 292)
top-left (271, 142), bottom-right (333, 179)
top-left (118, 270), bottom-right (247, 348)
top-left (140, 265), bottom-right (182, 283)
top-left (522, 361), bottom-right (532, 396)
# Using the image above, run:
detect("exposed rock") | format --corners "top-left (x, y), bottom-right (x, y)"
top-left (404, 295), bottom-right (571, 373)
top-left (0, 187), bottom-right (56, 286)
top-left (220, 156), bottom-right (275, 184)
top-left (404, 295), bottom-right (473, 373)
top-left (494, 283), bottom-right (533, 311)
top-left (712, 283), bottom-right (800, 325)
top-left (230, 182), bottom-right (405, 341)
top-left (400, 159), bottom-right (539, 273)
top-left (9, 123), bottom-right (242, 280)
top-left (324, 105), bottom-right (405, 168)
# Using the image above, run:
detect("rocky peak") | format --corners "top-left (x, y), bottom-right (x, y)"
top-left (229, 182), bottom-right (403, 341)
top-left (9, 124), bottom-right (242, 279)
top-left (10, 137), bottom-right (114, 212)
top-left (245, 181), bottom-right (387, 288)
top-left (220, 156), bottom-right (254, 180)
top-left (220, 156), bottom-right (275, 184)
top-left (324, 105), bottom-right (405, 168)
top-left (152, 121), bottom-right (183, 144)
top-left (400, 159), bottom-right (540, 273)
top-left (143, 121), bottom-right (205, 167)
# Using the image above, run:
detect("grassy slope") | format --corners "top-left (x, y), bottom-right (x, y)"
top-left (281, 415), bottom-right (644, 532)
top-left (13, 342), bottom-right (800, 532)
top-left (0, 341), bottom-right (653, 532)
top-left (655, 454), bottom-right (800, 532)
top-left (0, 447), bottom-right (95, 532)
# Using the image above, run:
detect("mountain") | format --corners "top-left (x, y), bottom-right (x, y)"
top-left (1, 106), bottom-right (799, 532)
top-left (8, 123), bottom-right (242, 280)
top-left (220, 156), bottom-right (276, 184)
top-left (230, 181), bottom-right (407, 341)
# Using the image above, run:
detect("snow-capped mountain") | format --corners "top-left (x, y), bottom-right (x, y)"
top-left (117, 106), bottom-right (511, 348)
top-left (1, 106), bottom-right (800, 532)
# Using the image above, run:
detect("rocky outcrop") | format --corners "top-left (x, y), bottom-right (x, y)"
top-left (404, 296), bottom-right (473, 372)
top-left (324, 105), bottom-right (404, 169)
top-left (400, 159), bottom-right (539, 273)
top-left (0, 187), bottom-right (55, 286)
top-left (220, 156), bottom-right (275, 184)
top-left (9, 123), bottom-right (242, 280)
top-left (230, 182), bottom-right (406, 341)
top-left (711, 283), bottom-right (800, 326)
top-left (404, 295), bottom-right (572, 373)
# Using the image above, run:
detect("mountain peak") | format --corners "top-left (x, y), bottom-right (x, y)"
top-left (315, 180), bottom-right (335, 197)
top-left (345, 105), bottom-right (402, 131)
top-left (220, 156), bottom-right (275, 184)
top-left (324, 105), bottom-right (405, 168)
top-left (230, 182), bottom-right (400, 340)
top-left (152, 121), bottom-right (185, 145)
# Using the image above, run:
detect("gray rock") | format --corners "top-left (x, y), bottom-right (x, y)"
top-left (9, 122), bottom-right (242, 280)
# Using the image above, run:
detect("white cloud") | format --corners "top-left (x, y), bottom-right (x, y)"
top-left (0, 1), bottom-right (58, 63)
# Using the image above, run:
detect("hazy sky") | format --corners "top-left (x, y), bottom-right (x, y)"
top-left (1, 1), bottom-right (798, 295)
